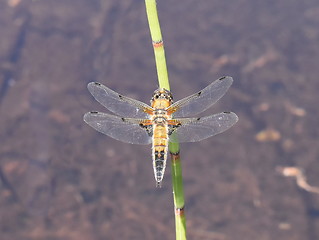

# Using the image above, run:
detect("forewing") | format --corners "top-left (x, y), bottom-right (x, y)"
top-left (84, 112), bottom-right (152, 145)
top-left (168, 76), bottom-right (233, 118)
top-left (87, 82), bottom-right (153, 118)
top-left (169, 112), bottom-right (238, 143)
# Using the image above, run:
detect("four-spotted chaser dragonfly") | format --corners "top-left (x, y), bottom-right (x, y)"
top-left (84, 76), bottom-right (238, 187)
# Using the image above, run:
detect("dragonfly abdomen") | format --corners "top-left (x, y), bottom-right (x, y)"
top-left (152, 124), bottom-right (169, 187)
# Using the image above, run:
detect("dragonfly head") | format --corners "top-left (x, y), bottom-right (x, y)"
top-left (150, 88), bottom-right (173, 107)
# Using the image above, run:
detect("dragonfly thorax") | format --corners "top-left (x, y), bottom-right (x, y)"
top-left (152, 116), bottom-right (167, 124)
top-left (152, 108), bottom-right (171, 124)
top-left (154, 109), bottom-right (166, 115)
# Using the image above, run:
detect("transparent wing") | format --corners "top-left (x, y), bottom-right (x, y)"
top-left (167, 76), bottom-right (233, 118)
top-left (169, 112), bottom-right (238, 143)
top-left (87, 82), bottom-right (153, 118)
top-left (83, 111), bottom-right (152, 145)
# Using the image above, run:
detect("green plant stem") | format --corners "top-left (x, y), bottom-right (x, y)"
top-left (144, 0), bottom-right (170, 90)
top-left (144, 1), bottom-right (187, 239)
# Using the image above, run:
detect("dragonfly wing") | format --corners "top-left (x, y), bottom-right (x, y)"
top-left (169, 112), bottom-right (238, 143)
top-left (84, 111), bottom-right (152, 145)
top-left (168, 76), bottom-right (233, 118)
top-left (87, 82), bottom-right (153, 118)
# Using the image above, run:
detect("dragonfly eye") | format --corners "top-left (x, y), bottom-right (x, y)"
top-left (155, 94), bottom-right (159, 99)
top-left (165, 95), bottom-right (173, 102)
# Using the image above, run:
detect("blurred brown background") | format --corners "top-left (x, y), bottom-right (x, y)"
top-left (1, 0), bottom-right (319, 239)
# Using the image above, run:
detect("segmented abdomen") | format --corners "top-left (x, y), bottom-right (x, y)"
top-left (152, 124), bottom-right (169, 187)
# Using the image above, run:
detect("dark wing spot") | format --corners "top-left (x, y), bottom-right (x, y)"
top-left (121, 117), bottom-right (125, 121)
top-left (197, 117), bottom-right (201, 121)
top-left (168, 123), bottom-right (181, 135)
top-left (197, 91), bottom-right (202, 97)
top-left (168, 129), bottom-right (174, 135)
top-left (93, 82), bottom-right (101, 86)
top-left (90, 111), bottom-right (99, 114)
top-left (223, 111), bottom-right (231, 114)
top-left (219, 76), bottom-right (226, 81)
top-left (139, 124), bottom-right (153, 136)
top-left (147, 129), bottom-right (153, 136)
top-left (118, 94), bottom-right (123, 99)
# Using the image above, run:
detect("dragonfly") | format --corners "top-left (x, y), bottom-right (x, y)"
top-left (83, 76), bottom-right (238, 187)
